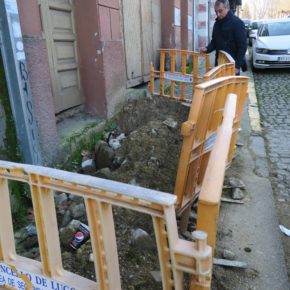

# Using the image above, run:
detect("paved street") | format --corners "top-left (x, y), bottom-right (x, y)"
top-left (253, 68), bottom-right (290, 275)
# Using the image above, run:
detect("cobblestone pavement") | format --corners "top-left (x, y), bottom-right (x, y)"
top-left (253, 68), bottom-right (290, 275)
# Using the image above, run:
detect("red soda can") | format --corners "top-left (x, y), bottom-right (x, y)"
top-left (70, 223), bottom-right (90, 250)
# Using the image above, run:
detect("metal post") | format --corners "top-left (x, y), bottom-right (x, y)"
top-left (0, 0), bottom-right (42, 164)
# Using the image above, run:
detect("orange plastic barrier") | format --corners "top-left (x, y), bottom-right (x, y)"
top-left (0, 161), bottom-right (212, 290)
top-left (149, 50), bottom-right (236, 103)
top-left (196, 93), bottom-right (237, 254)
top-left (174, 76), bottom-right (248, 226)
top-left (149, 49), bottom-right (211, 102)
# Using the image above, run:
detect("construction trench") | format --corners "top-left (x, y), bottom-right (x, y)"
top-left (3, 50), bottom-right (288, 289)
top-left (12, 90), bottom-right (248, 290)
top-left (15, 94), bottom-right (191, 290)
top-left (1, 51), bottom-right (252, 290)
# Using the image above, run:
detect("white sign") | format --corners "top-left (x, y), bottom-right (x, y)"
top-left (204, 132), bottom-right (217, 151)
top-left (4, 0), bottom-right (18, 14)
top-left (164, 72), bottom-right (193, 83)
top-left (0, 263), bottom-right (75, 290)
top-left (188, 15), bottom-right (193, 31)
top-left (174, 7), bottom-right (181, 26)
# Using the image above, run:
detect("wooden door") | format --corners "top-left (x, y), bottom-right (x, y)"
top-left (40, 0), bottom-right (82, 113)
top-left (122, 0), bottom-right (161, 87)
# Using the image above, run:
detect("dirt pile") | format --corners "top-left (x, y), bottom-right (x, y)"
top-left (62, 94), bottom-right (190, 289)
top-left (16, 94), bottom-right (191, 290)
top-left (111, 94), bottom-right (189, 193)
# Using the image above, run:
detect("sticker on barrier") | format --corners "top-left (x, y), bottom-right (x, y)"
top-left (164, 72), bottom-right (193, 83)
top-left (0, 263), bottom-right (75, 290)
top-left (204, 133), bottom-right (217, 152)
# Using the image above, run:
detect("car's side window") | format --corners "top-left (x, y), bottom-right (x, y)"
top-left (259, 25), bottom-right (269, 37)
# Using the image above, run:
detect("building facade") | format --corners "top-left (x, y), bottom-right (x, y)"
top-left (2, 0), bottom-right (220, 164)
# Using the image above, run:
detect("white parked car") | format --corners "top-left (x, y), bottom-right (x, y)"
top-left (252, 18), bottom-right (290, 70)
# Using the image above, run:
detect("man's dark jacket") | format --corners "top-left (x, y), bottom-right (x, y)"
top-left (206, 10), bottom-right (247, 69)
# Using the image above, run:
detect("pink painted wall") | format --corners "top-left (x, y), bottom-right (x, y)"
top-left (188, 0), bottom-right (193, 14)
top-left (161, 0), bottom-right (175, 49)
top-left (188, 0), bottom-right (193, 50)
top-left (175, 0), bottom-right (181, 8)
top-left (75, 0), bottom-right (126, 117)
top-left (97, 0), bottom-right (126, 117)
top-left (174, 0), bottom-right (182, 49)
top-left (181, 0), bottom-right (188, 50)
top-left (17, 0), bottom-right (58, 164)
top-left (175, 28), bottom-right (181, 49)
top-left (17, 0), bottom-right (42, 36)
top-left (74, 0), bottom-right (107, 117)
top-left (197, 1), bottom-right (208, 48)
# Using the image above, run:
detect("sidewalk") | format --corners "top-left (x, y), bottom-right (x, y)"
top-left (212, 68), bottom-right (290, 289)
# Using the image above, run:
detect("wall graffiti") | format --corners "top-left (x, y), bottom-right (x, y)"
top-left (19, 60), bottom-right (40, 163)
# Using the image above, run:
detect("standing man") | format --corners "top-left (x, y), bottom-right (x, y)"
top-left (200, 0), bottom-right (247, 75)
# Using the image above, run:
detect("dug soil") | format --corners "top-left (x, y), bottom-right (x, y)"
top-left (59, 93), bottom-right (263, 289)
top-left (62, 94), bottom-right (192, 290)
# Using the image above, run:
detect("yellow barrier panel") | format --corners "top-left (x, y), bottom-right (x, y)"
top-left (217, 50), bottom-right (235, 65)
top-left (0, 161), bottom-right (212, 290)
top-left (174, 76), bottom-right (248, 228)
top-left (189, 93), bottom-right (237, 290)
top-left (149, 49), bottom-right (211, 102)
top-left (201, 51), bottom-right (235, 82)
top-left (202, 62), bottom-right (235, 82)
top-left (149, 50), bottom-right (236, 103)
top-left (196, 94), bottom-right (237, 255)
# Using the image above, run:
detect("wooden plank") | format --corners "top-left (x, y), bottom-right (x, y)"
top-left (152, 0), bottom-right (161, 67)
top-left (213, 258), bottom-right (248, 268)
top-left (123, 0), bottom-right (142, 81)
top-left (141, 0), bottom-right (153, 76)
top-left (221, 197), bottom-right (244, 204)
